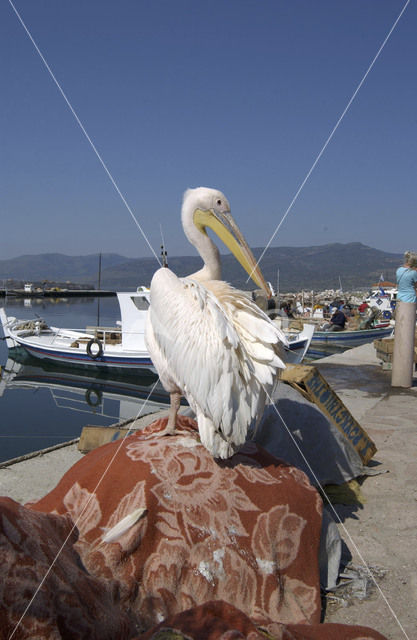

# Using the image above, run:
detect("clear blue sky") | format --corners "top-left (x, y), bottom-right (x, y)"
top-left (1, 0), bottom-right (415, 264)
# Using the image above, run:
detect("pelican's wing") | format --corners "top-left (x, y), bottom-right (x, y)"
top-left (146, 269), bottom-right (286, 457)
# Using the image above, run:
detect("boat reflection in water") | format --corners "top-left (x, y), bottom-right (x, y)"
top-left (0, 347), bottom-right (172, 430)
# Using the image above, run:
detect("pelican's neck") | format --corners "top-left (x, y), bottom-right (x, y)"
top-left (182, 193), bottom-right (222, 282)
top-left (190, 237), bottom-right (222, 282)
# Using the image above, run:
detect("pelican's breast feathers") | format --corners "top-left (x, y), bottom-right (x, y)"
top-left (145, 268), bottom-right (286, 457)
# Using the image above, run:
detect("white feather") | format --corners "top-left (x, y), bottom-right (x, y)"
top-left (102, 508), bottom-right (147, 544)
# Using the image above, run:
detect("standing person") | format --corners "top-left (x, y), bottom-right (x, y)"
top-left (396, 251), bottom-right (417, 302)
top-left (392, 251), bottom-right (417, 387)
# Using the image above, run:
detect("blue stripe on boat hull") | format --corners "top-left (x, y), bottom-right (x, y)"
top-left (21, 343), bottom-right (154, 369)
top-left (311, 327), bottom-right (392, 347)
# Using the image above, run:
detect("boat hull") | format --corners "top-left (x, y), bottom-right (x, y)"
top-left (15, 338), bottom-right (155, 373)
top-left (307, 325), bottom-right (393, 359)
top-left (281, 323), bottom-right (315, 364)
top-left (311, 325), bottom-right (393, 347)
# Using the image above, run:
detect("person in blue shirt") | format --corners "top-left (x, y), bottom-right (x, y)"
top-left (396, 251), bottom-right (417, 303)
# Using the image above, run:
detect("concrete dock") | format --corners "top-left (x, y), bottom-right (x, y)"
top-left (315, 343), bottom-right (417, 639)
top-left (0, 342), bottom-right (415, 639)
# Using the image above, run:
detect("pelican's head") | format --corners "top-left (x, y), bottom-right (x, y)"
top-left (182, 187), bottom-right (270, 296)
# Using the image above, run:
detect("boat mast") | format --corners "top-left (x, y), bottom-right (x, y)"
top-left (160, 224), bottom-right (168, 268)
top-left (276, 269), bottom-right (280, 310)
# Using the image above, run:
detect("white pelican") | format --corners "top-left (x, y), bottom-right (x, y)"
top-left (145, 187), bottom-right (287, 459)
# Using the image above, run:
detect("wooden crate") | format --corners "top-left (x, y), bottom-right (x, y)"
top-left (374, 338), bottom-right (394, 354)
top-left (374, 338), bottom-right (417, 363)
top-left (281, 364), bottom-right (377, 464)
top-left (375, 349), bottom-right (392, 363)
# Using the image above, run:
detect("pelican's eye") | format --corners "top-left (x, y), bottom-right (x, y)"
top-left (216, 199), bottom-right (222, 206)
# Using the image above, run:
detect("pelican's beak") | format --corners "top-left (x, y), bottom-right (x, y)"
top-left (194, 208), bottom-right (271, 297)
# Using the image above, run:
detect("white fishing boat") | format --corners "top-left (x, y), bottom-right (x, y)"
top-left (1, 285), bottom-right (313, 373)
top-left (366, 285), bottom-right (397, 320)
top-left (311, 323), bottom-right (393, 347)
top-left (307, 323), bottom-right (393, 360)
top-left (279, 322), bottom-right (315, 364)
top-left (0, 289), bottom-right (154, 374)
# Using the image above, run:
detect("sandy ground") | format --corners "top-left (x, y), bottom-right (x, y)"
top-left (0, 343), bottom-right (415, 639)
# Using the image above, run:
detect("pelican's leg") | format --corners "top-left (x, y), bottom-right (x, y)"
top-left (166, 392), bottom-right (181, 432)
top-left (150, 391), bottom-right (186, 438)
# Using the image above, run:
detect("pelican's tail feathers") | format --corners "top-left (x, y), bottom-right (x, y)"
top-left (197, 411), bottom-right (241, 459)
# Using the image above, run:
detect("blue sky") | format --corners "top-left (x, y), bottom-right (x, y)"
top-left (1, 0), bottom-right (415, 264)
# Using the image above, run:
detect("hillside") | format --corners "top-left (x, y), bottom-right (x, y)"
top-left (0, 243), bottom-right (402, 292)
top-left (0, 253), bottom-right (127, 283)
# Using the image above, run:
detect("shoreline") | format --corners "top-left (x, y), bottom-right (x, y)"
top-left (0, 289), bottom-right (116, 298)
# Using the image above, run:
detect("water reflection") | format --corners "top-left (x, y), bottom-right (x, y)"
top-left (0, 347), bottom-right (171, 463)
top-left (0, 296), bottom-right (170, 462)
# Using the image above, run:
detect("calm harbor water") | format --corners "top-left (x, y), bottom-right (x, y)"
top-left (0, 295), bottom-right (338, 465)
top-left (0, 296), bottom-right (169, 464)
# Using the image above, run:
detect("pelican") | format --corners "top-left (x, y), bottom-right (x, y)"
top-left (145, 187), bottom-right (288, 459)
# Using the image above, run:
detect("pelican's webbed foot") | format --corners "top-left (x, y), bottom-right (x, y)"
top-left (153, 392), bottom-right (188, 438)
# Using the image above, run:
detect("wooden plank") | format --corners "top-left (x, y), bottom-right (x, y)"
top-left (78, 426), bottom-right (135, 453)
top-left (281, 364), bottom-right (377, 464)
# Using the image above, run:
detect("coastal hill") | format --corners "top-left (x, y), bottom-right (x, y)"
top-left (0, 243), bottom-right (402, 293)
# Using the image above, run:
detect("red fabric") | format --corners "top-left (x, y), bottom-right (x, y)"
top-left (137, 600), bottom-right (267, 639)
top-left (282, 622), bottom-right (388, 640)
top-left (137, 601), bottom-right (388, 640)
top-left (33, 416), bottom-right (322, 631)
top-left (0, 416), bottom-right (387, 639)
top-left (0, 497), bottom-right (134, 639)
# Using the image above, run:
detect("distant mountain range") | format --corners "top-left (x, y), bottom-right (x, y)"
top-left (0, 243), bottom-right (402, 293)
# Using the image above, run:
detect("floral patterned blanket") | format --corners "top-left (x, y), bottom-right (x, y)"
top-left (0, 416), bottom-right (387, 639)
